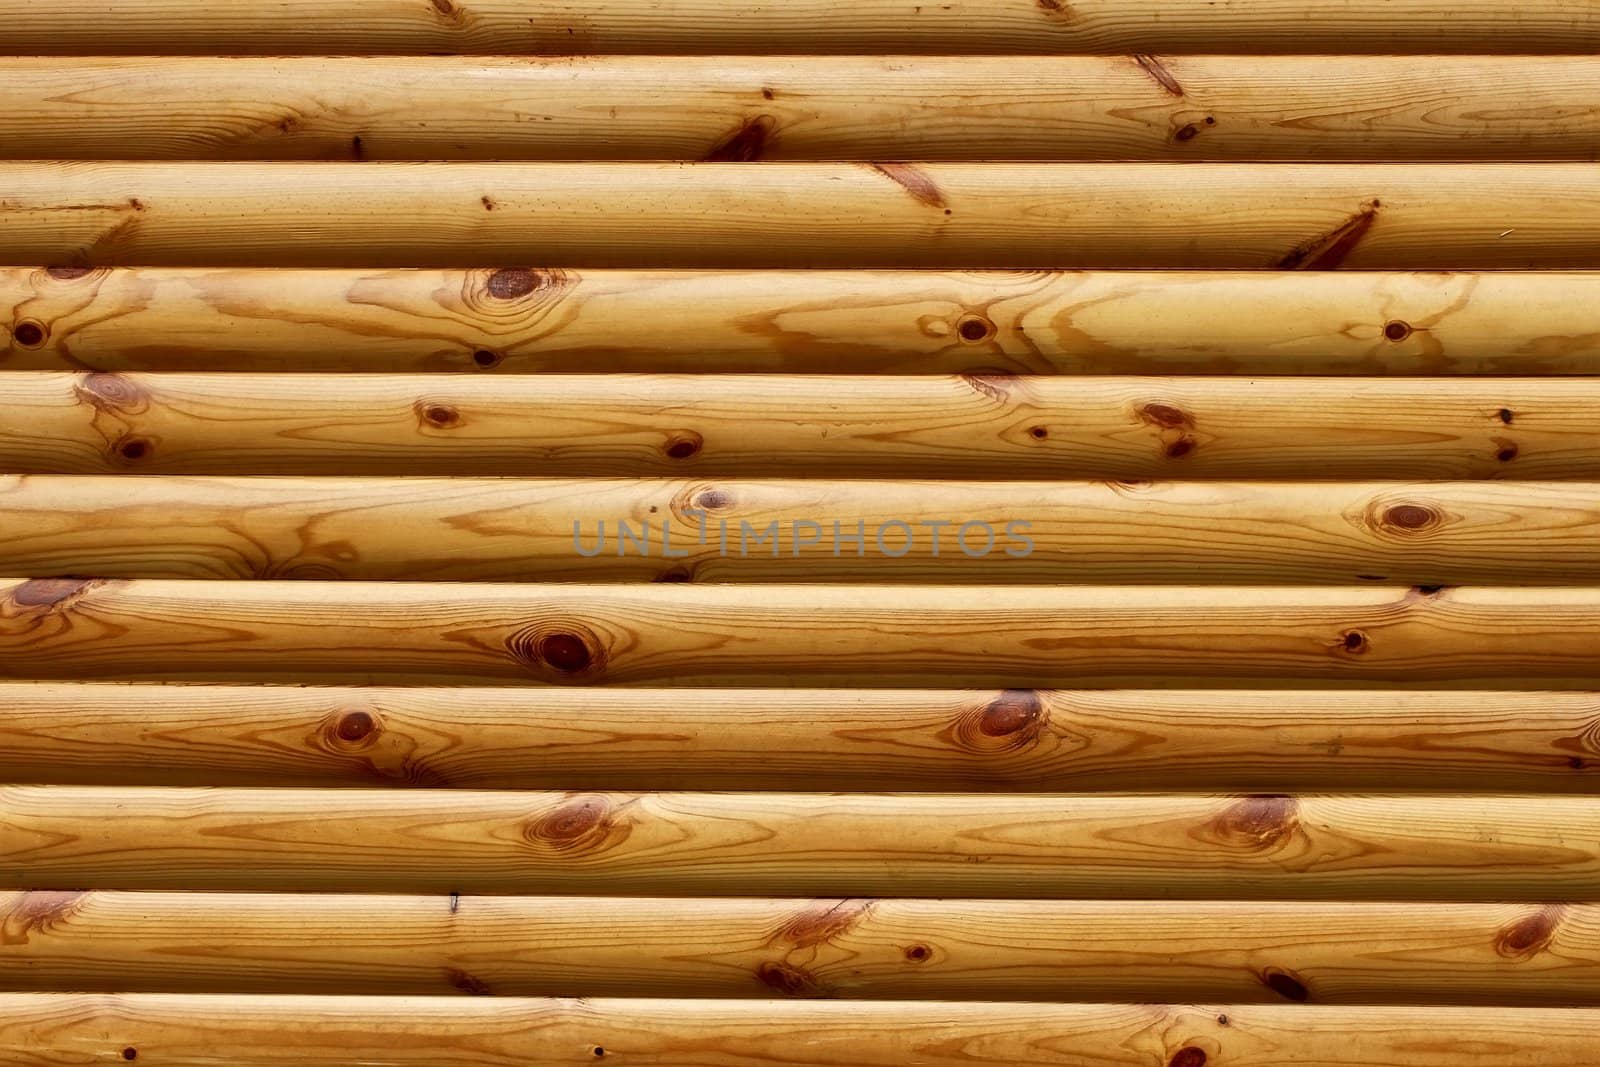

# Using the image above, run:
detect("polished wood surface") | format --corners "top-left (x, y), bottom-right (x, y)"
top-left (9, 268), bottom-right (1600, 376)
top-left (3, 892), bottom-right (1595, 1004)
top-left (3, 580), bottom-right (1599, 686)
top-left (4, 0), bottom-right (1598, 1056)
top-left (2, 476), bottom-right (1599, 584)
top-left (4, 684), bottom-right (1595, 792)
top-left (0, 373), bottom-right (1586, 478)
top-left (5, 787), bottom-right (1598, 897)
top-left (7, 995), bottom-right (1600, 1067)
top-left (6, 162), bottom-right (1600, 268)
top-left (5, 56), bottom-right (1600, 162)
top-left (2, 0), bottom-right (1597, 53)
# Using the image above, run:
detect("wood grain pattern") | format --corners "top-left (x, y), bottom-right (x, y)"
top-left (5, 892), bottom-right (1598, 1004)
top-left (5, 55), bottom-right (1600, 162)
top-left (5, 476), bottom-right (1600, 585)
top-left (9, 267), bottom-right (1600, 376)
top-left (0, 373), bottom-right (1586, 479)
top-left (4, 684), bottom-right (1596, 792)
top-left (1, 0), bottom-right (1597, 53)
top-left (3, 581), bottom-right (1600, 686)
top-left (6, 996), bottom-right (1600, 1067)
top-left (6, 162), bottom-right (1600, 268)
top-left (5, 787), bottom-right (1599, 897)
top-left (7, 0), bottom-right (1598, 1050)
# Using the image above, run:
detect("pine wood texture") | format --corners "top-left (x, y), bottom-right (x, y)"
top-left (3, 684), bottom-right (1595, 792)
top-left (1, 0), bottom-right (1596, 53)
top-left (4, 684), bottom-right (1596, 792)
top-left (3, 580), bottom-right (1600, 686)
top-left (5, 162), bottom-right (1600, 268)
top-left (7, 267), bottom-right (1600, 375)
top-left (4, 56), bottom-right (1600, 162)
top-left (0, 373), bottom-right (1579, 478)
top-left (3, 476), bottom-right (1600, 584)
top-left (5, 787), bottom-right (1598, 897)
top-left (5, 0), bottom-right (1600, 1054)
top-left (6, 995), bottom-right (1600, 1067)
top-left (2, 892), bottom-right (1594, 1004)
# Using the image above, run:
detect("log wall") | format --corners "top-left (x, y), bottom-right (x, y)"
top-left (2, 5), bottom-right (1598, 1066)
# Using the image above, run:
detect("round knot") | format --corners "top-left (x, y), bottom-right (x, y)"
top-left (486, 267), bottom-right (540, 299)
top-left (335, 709), bottom-right (377, 743)
top-left (539, 632), bottom-right (593, 673)
top-left (1382, 503), bottom-right (1437, 531)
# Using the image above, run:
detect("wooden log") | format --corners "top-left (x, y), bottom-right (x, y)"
top-left (5, 162), bottom-right (1600, 269)
top-left (5, 787), bottom-right (1600, 897)
top-left (5, 56), bottom-right (1600, 162)
top-left (8, 267), bottom-right (1600, 376)
top-left (2, 581), bottom-right (1600, 686)
top-left (5, 476), bottom-right (1600, 585)
top-left (2, 684), bottom-right (1597, 792)
top-left (1, 0), bottom-right (1597, 54)
top-left (5, 892), bottom-right (1597, 1004)
top-left (0, 373), bottom-right (1584, 479)
top-left (6, 997), bottom-right (1600, 1067)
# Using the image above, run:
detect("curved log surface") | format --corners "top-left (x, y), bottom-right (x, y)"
top-left (2, 684), bottom-right (1597, 792)
top-left (1, 0), bottom-right (1597, 54)
top-left (6, 162), bottom-right (1600, 268)
top-left (4, 787), bottom-right (1599, 898)
top-left (8, 267), bottom-right (1600, 376)
top-left (4, 476), bottom-right (1600, 585)
top-left (5, 56), bottom-right (1600, 162)
top-left (1, 581), bottom-right (1600, 686)
top-left (6, 997), bottom-right (1600, 1067)
top-left (6, 892), bottom-right (1600, 1005)
top-left (0, 373), bottom-right (1587, 479)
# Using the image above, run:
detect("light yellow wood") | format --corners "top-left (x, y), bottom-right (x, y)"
top-left (4, 787), bottom-right (1599, 897)
top-left (2, 476), bottom-right (1599, 585)
top-left (0, 0), bottom-right (1596, 53)
top-left (4, 162), bottom-right (1600, 268)
top-left (0, 373), bottom-right (1582, 478)
top-left (8, 267), bottom-right (1600, 375)
top-left (2, 684), bottom-right (1596, 792)
top-left (2, 581), bottom-right (1600, 686)
top-left (3, 892), bottom-right (1595, 1004)
top-left (6, 996), bottom-right (1600, 1067)
top-left (3, 56), bottom-right (1599, 161)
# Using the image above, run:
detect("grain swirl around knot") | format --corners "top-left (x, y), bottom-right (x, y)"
top-left (522, 793), bottom-right (632, 856)
top-left (504, 616), bottom-right (611, 681)
top-left (459, 267), bottom-right (577, 328)
top-left (941, 690), bottom-right (1050, 754)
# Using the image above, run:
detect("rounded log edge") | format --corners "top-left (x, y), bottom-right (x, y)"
top-left (3, 995), bottom-right (1600, 1067)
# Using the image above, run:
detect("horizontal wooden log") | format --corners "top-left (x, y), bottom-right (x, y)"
top-left (5, 892), bottom-right (1597, 1004)
top-left (8, 267), bottom-right (1600, 375)
top-left (1, 0), bottom-right (1597, 54)
top-left (5, 787), bottom-right (1600, 897)
top-left (6, 998), bottom-right (1600, 1067)
top-left (5, 162), bottom-right (1600, 268)
top-left (5, 56), bottom-right (1600, 162)
top-left (3, 581), bottom-right (1600, 686)
top-left (0, 373), bottom-right (1584, 479)
top-left (2, 684), bottom-right (1597, 792)
top-left (5, 476), bottom-right (1600, 585)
